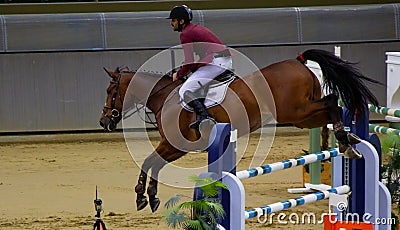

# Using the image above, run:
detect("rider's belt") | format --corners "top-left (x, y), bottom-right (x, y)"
top-left (213, 50), bottom-right (231, 58)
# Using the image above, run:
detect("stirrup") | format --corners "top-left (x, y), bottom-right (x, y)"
top-left (189, 117), bottom-right (216, 131)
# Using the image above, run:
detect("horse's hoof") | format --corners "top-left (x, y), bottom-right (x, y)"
top-left (136, 196), bottom-right (149, 211)
top-left (347, 133), bottom-right (362, 145)
top-left (150, 198), bottom-right (161, 213)
top-left (344, 147), bottom-right (362, 159)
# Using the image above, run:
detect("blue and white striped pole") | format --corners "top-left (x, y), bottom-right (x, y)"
top-left (236, 148), bottom-right (341, 180)
top-left (244, 185), bottom-right (350, 219)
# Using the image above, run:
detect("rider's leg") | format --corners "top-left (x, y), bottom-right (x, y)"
top-left (179, 65), bottom-right (225, 130)
top-left (179, 58), bottom-right (232, 130)
top-left (178, 57), bottom-right (233, 100)
top-left (183, 90), bottom-right (215, 130)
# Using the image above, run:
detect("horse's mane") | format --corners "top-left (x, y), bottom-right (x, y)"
top-left (115, 66), bottom-right (171, 80)
top-left (135, 71), bottom-right (168, 79)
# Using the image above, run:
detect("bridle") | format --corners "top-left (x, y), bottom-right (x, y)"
top-left (102, 71), bottom-right (123, 123)
top-left (102, 68), bottom-right (177, 128)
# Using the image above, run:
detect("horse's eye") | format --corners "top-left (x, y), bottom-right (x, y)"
top-left (107, 89), bottom-right (111, 94)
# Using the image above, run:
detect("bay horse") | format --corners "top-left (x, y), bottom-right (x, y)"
top-left (99, 49), bottom-right (379, 213)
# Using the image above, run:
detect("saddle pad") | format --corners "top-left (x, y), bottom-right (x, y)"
top-left (181, 77), bottom-right (236, 112)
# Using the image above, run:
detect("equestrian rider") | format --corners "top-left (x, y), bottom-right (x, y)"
top-left (167, 5), bottom-right (233, 130)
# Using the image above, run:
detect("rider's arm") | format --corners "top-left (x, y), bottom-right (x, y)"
top-left (176, 34), bottom-right (194, 79)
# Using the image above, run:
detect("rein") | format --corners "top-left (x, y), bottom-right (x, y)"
top-left (118, 71), bottom-right (180, 128)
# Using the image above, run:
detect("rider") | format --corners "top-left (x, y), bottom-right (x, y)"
top-left (167, 5), bottom-right (233, 130)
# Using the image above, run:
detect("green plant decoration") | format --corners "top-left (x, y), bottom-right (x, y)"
top-left (379, 132), bottom-right (400, 229)
top-left (163, 175), bottom-right (228, 230)
top-left (381, 133), bottom-right (400, 212)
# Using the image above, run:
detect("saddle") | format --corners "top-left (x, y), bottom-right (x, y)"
top-left (213, 69), bottom-right (236, 83)
top-left (180, 70), bottom-right (237, 112)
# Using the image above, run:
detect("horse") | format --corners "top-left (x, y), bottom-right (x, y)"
top-left (99, 49), bottom-right (380, 213)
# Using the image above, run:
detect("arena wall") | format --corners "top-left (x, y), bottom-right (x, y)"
top-left (0, 4), bottom-right (398, 132)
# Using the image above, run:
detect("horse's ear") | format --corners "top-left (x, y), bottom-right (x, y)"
top-left (103, 67), bottom-right (117, 79)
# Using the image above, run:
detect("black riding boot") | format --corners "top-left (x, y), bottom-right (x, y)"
top-left (183, 91), bottom-right (216, 130)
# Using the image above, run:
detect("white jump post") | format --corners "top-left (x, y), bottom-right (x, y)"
top-left (386, 52), bottom-right (400, 126)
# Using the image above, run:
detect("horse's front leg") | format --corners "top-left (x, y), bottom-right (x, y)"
top-left (135, 170), bottom-right (149, 211)
top-left (147, 163), bottom-right (165, 213)
top-left (135, 151), bottom-right (159, 211)
top-left (146, 153), bottom-right (168, 213)
top-left (146, 149), bottom-right (187, 212)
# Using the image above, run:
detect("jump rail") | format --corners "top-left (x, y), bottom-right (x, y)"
top-left (237, 148), bottom-right (340, 180)
top-left (368, 104), bottom-right (400, 118)
top-left (369, 123), bottom-right (400, 135)
top-left (244, 185), bottom-right (350, 220)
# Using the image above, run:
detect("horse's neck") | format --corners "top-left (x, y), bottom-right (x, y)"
top-left (133, 73), bottom-right (178, 115)
top-left (148, 77), bottom-right (178, 114)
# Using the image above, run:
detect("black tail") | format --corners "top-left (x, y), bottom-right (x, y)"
top-left (298, 49), bottom-right (381, 115)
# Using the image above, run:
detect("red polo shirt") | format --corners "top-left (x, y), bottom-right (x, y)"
top-left (176, 23), bottom-right (227, 79)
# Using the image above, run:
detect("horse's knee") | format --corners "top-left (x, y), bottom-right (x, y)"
top-left (135, 172), bottom-right (147, 194)
top-left (135, 183), bottom-right (145, 194)
top-left (147, 179), bottom-right (158, 197)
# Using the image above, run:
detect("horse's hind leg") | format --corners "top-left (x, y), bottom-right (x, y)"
top-left (321, 125), bottom-right (329, 150)
top-left (333, 120), bottom-right (362, 158)
top-left (324, 95), bottom-right (362, 158)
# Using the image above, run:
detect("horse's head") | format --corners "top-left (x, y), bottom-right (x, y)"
top-left (99, 67), bottom-right (133, 131)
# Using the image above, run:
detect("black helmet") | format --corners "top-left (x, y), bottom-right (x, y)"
top-left (166, 5), bottom-right (193, 21)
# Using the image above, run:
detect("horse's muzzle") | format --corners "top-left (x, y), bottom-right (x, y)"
top-left (99, 116), bottom-right (117, 132)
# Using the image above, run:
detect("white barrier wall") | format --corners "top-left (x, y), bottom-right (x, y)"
top-left (385, 52), bottom-right (400, 122)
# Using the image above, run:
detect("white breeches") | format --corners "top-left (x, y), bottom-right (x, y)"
top-left (178, 56), bottom-right (233, 99)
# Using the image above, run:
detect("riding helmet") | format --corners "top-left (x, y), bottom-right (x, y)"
top-left (166, 5), bottom-right (193, 21)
